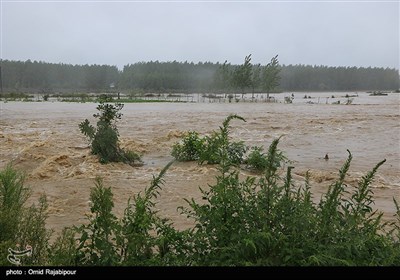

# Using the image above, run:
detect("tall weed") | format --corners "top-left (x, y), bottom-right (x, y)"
top-left (0, 164), bottom-right (51, 265)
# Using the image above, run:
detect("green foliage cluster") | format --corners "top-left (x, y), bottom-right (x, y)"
top-left (232, 54), bottom-right (253, 96)
top-left (70, 162), bottom-right (189, 266)
top-left (171, 131), bottom-right (204, 161)
top-left (1, 59), bottom-right (119, 92)
top-left (244, 141), bottom-right (288, 173)
top-left (171, 115), bottom-right (285, 172)
top-left (245, 146), bottom-right (267, 171)
top-left (188, 147), bottom-right (400, 265)
top-left (213, 54), bottom-right (281, 98)
top-left (172, 115), bottom-right (249, 166)
top-left (262, 55), bottom-right (281, 99)
top-left (79, 96), bottom-right (141, 165)
top-left (1, 116), bottom-right (400, 266)
top-left (198, 115), bottom-right (248, 166)
top-left (2, 58), bottom-right (398, 93)
top-left (0, 164), bottom-right (52, 265)
top-left (0, 92), bottom-right (32, 100)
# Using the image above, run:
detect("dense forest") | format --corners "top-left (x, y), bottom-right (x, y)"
top-left (0, 58), bottom-right (398, 94)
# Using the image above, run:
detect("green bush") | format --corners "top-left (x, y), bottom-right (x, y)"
top-left (172, 115), bottom-right (291, 169)
top-left (118, 161), bottom-right (189, 265)
top-left (171, 131), bottom-right (204, 161)
top-left (49, 228), bottom-right (78, 266)
top-left (180, 144), bottom-right (400, 265)
top-left (197, 132), bottom-right (221, 165)
top-left (122, 149), bottom-right (142, 164)
top-left (245, 144), bottom-right (287, 173)
top-left (73, 161), bottom-right (189, 266)
top-left (0, 164), bottom-right (51, 265)
top-left (245, 146), bottom-right (268, 171)
top-left (79, 96), bottom-right (141, 165)
top-left (0, 164), bottom-right (30, 241)
top-left (199, 114), bottom-right (247, 166)
top-left (75, 177), bottom-right (120, 265)
top-left (17, 195), bottom-right (52, 265)
top-left (0, 164), bottom-right (30, 265)
top-left (172, 114), bottom-right (247, 166)
top-left (91, 123), bottom-right (121, 163)
top-left (199, 136), bottom-right (247, 166)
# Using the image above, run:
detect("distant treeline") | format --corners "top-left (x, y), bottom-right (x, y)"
top-left (0, 59), bottom-right (399, 93)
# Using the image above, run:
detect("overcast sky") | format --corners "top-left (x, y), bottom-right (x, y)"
top-left (1, 0), bottom-right (399, 69)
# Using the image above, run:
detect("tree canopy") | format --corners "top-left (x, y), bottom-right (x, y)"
top-left (0, 58), bottom-right (398, 93)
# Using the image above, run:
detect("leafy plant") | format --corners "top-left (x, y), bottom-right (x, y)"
top-left (171, 115), bottom-right (289, 170)
top-left (0, 164), bottom-right (30, 265)
top-left (17, 195), bottom-right (52, 265)
top-left (0, 164), bottom-right (51, 265)
top-left (119, 161), bottom-right (190, 265)
top-left (245, 144), bottom-right (288, 173)
top-left (180, 138), bottom-right (400, 265)
top-left (226, 141), bottom-right (248, 166)
top-left (262, 55), bottom-right (281, 101)
top-left (75, 177), bottom-right (120, 266)
top-left (232, 54), bottom-right (252, 98)
top-left (172, 115), bottom-right (247, 166)
top-left (198, 114), bottom-right (246, 166)
top-left (74, 161), bottom-right (190, 266)
top-left (0, 164), bottom-right (30, 240)
top-left (79, 96), bottom-right (141, 165)
top-left (171, 131), bottom-right (204, 161)
top-left (49, 228), bottom-right (78, 266)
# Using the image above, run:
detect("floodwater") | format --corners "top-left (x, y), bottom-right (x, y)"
top-left (0, 92), bottom-right (399, 236)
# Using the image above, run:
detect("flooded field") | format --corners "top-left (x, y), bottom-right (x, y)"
top-left (0, 92), bottom-right (399, 235)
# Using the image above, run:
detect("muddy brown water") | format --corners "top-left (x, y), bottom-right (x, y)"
top-left (0, 92), bottom-right (399, 237)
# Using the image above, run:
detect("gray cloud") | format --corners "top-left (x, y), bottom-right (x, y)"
top-left (2, 1), bottom-right (399, 69)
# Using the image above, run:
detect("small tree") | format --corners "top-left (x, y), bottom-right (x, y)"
top-left (79, 95), bottom-right (141, 165)
top-left (213, 60), bottom-right (232, 95)
top-left (233, 54), bottom-right (252, 99)
top-left (262, 55), bottom-right (281, 102)
top-left (251, 64), bottom-right (262, 100)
